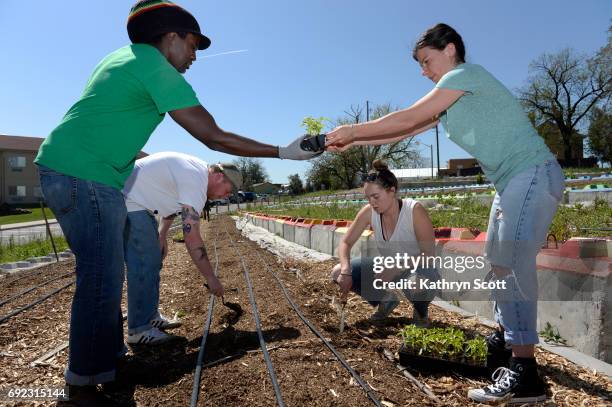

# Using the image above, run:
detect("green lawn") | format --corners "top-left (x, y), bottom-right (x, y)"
top-left (0, 208), bottom-right (55, 226)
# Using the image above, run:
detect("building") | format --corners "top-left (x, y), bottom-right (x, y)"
top-left (438, 158), bottom-right (483, 177)
top-left (0, 134), bottom-right (147, 205)
top-left (0, 135), bottom-right (45, 205)
top-left (251, 182), bottom-right (281, 195)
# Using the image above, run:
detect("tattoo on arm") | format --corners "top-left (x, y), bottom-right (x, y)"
top-left (181, 205), bottom-right (200, 235)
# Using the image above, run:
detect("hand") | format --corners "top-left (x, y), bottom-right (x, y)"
top-left (159, 235), bottom-right (168, 261)
top-left (278, 134), bottom-right (324, 160)
top-left (325, 125), bottom-right (354, 151)
top-left (205, 275), bottom-right (224, 297)
top-left (337, 272), bottom-right (352, 299)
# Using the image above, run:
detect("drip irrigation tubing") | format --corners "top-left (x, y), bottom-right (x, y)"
top-left (0, 271), bottom-right (74, 308)
top-left (0, 280), bottom-right (74, 325)
top-left (224, 222), bottom-right (286, 407)
top-left (244, 223), bottom-right (383, 406)
top-left (190, 227), bottom-right (221, 407)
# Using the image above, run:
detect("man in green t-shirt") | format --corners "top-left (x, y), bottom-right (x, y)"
top-left (35, 1), bottom-right (319, 403)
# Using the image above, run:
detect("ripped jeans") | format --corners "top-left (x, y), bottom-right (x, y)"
top-left (485, 159), bottom-right (564, 345)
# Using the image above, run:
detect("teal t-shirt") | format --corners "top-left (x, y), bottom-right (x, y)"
top-left (35, 44), bottom-right (200, 189)
top-left (435, 63), bottom-right (554, 192)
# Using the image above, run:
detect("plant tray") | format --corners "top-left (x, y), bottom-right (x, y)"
top-left (398, 344), bottom-right (488, 377)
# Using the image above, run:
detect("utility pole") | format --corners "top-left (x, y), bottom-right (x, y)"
top-left (435, 124), bottom-right (441, 178)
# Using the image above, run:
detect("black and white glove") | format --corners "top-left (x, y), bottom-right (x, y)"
top-left (278, 134), bottom-right (324, 160)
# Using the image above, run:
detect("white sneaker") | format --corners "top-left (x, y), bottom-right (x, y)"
top-left (127, 327), bottom-right (178, 345)
top-left (150, 313), bottom-right (182, 330)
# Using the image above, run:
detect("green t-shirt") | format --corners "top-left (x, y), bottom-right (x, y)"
top-left (35, 44), bottom-right (200, 189)
top-left (435, 63), bottom-right (554, 192)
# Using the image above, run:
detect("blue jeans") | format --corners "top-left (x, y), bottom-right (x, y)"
top-left (38, 165), bottom-right (127, 385)
top-left (348, 257), bottom-right (440, 317)
top-left (485, 159), bottom-right (565, 346)
top-left (124, 210), bottom-right (162, 334)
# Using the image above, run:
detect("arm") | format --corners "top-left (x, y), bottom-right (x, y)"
top-left (158, 215), bottom-right (175, 261)
top-left (170, 105), bottom-right (279, 157)
top-left (326, 87), bottom-right (463, 149)
top-left (180, 205), bottom-right (223, 296)
top-left (330, 120), bottom-right (439, 152)
top-left (412, 203), bottom-right (435, 257)
top-left (336, 205), bottom-right (372, 297)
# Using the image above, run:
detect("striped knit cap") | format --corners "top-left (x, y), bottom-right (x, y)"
top-left (127, 0), bottom-right (211, 50)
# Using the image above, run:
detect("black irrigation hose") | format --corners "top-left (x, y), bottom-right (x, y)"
top-left (249, 234), bottom-right (383, 407)
top-left (224, 222), bottom-right (286, 407)
top-left (0, 271), bottom-right (74, 308)
top-left (0, 267), bottom-right (50, 289)
top-left (0, 280), bottom-right (74, 325)
top-left (190, 226), bottom-right (221, 407)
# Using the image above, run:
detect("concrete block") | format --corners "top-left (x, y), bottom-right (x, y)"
top-left (16, 261), bottom-right (31, 267)
top-left (273, 219), bottom-right (285, 237)
top-left (311, 222), bottom-right (336, 256)
top-left (282, 219), bottom-right (301, 244)
top-left (294, 219), bottom-right (321, 248)
top-left (560, 238), bottom-right (612, 259)
top-left (450, 228), bottom-right (476, 240)
top-left (27, 256), bottom-right (53, 263)
top-left (0, 263), bottom-right (18, 271)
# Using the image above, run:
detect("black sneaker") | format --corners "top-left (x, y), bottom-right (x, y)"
top-left (486, 330), bottom-right (512, 371)
top-left (468, 358), bottom-right (547, 405)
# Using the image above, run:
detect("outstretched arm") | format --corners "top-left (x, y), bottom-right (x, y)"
top-left (326, 87), bottom-right (462, 149)
top-left (170, 105), bottom-right (319, 160)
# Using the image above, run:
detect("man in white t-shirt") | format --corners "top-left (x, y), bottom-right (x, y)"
top-left (122, 152), bottom-right (242, 345)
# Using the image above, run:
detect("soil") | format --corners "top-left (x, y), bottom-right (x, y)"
top-left (0, 215), bottom-right (610, 406)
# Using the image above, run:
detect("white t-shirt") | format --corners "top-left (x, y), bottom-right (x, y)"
top-left (123, 152), bottom-right (209, 217)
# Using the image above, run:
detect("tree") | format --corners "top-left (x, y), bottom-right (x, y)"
top-left (231, 157), bottom-right (268, 190)
top-left (288, 174), bottom-right (304, 195)
top-left (306, 103), bottom-right (424, 190)
top-left (587, 107), bottom-right (612, 165)
top-left (517, 44), bottom-right (611, 163)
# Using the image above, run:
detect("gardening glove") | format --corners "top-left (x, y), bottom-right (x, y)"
top-left (278, 134), bottom-right (324, 160)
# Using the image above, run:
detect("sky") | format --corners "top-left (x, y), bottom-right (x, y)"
top-left (0, 1), bottom-right (609, 184)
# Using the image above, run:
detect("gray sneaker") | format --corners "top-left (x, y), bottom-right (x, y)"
top-left (370, 292), bottom-right (400, 322)
top-left (150, 313), bottom-right (182, 330)
top-left (127, 327), bottom-right (179, 345)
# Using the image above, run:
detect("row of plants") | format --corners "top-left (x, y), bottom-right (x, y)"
top-left (0, 236), bottom-right (68, 264)
top-left (250, 197), bottom-right (611, 241)
top-left (398, 324), bottom-right (487, 366)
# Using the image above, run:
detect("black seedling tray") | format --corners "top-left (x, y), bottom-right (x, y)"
top-left (398, 344), bottom-right (488, 377)
top-left (300, 134), bottom-right (326, 152)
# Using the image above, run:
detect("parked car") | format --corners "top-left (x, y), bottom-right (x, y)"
top-left (209, 198), bottom-right (229, 206)
top-left (241, 191), bottom-right (256, 202)
top-left (229, 193), bottom-right (244, 204)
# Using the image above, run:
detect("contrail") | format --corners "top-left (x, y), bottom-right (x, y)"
top-left (202, 49), bottom-right (249, 59)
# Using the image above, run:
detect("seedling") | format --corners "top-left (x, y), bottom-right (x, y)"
top-left (398, 324), bottom-right (487, 367)
top-left (299, 116), bottom-right (329, 153)
top-left (539, 322), bottom-right (567, 345)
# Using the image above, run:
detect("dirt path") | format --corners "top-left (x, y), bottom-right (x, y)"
top-left (0, 215), bottom-right (609, 406)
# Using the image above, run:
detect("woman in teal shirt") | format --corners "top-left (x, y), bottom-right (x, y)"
top-left (326, 23), bottom-right (564, 405)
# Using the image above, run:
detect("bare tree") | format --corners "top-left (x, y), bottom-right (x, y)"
top-left (307, 102), bottom-right (423, 190)
top-left (517, 46), bottom-right (611, 162)
top-left (231, 157), bottom-right (268, 190)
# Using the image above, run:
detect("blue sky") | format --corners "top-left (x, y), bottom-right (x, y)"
top-left (0, 1), bottom-right (609, 184)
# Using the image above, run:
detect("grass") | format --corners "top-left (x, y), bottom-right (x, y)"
top-left (0, 207), bottom-right (54, 226)
top-left (253, 196), bottom-right (611, 241)
top-left (0, 236), bottom-right (68, 264)
top-left (564, 167), bottom-right (610, 177)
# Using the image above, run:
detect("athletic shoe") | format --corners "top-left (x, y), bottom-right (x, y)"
top-left (486, 330), bottom-right (512, 371)
top-left (150, 313), bottom-right (182, 330)
top-left (468, 357), bottom-right (547, 405)
top-left (370, 292), bottom-right (400, 322)
top-left (412, 302), bottom-right (430, 327)
top-left (127, 327), bottom-right (179, 345)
